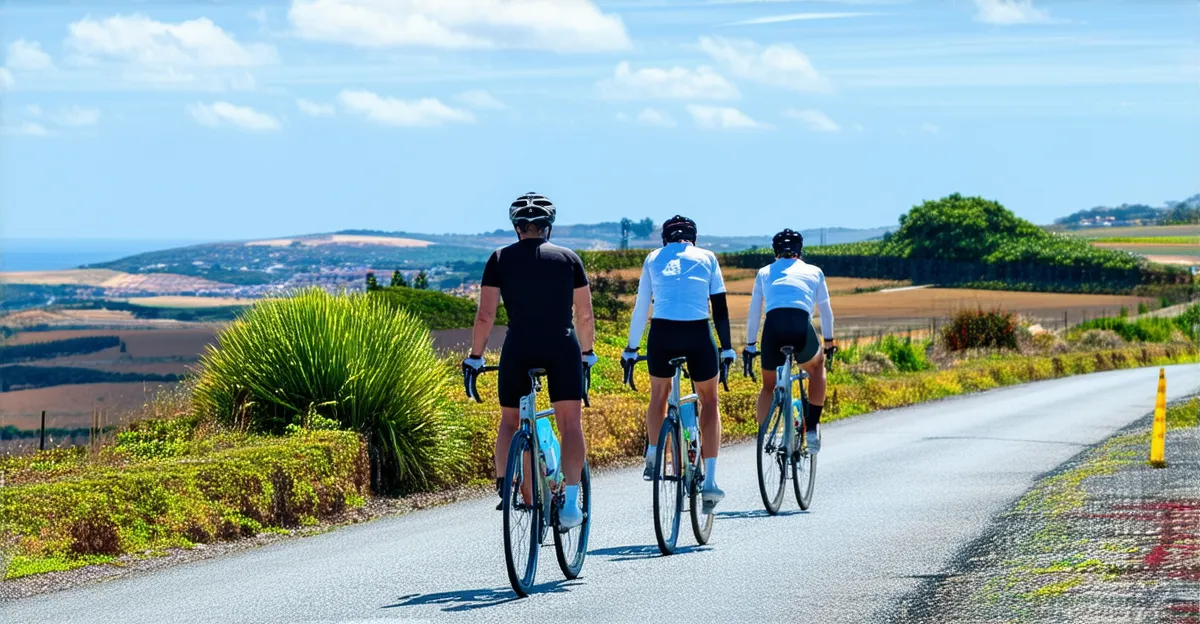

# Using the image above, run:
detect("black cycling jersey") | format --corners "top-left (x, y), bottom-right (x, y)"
top-left (481, 238), bottom-right (588, 335)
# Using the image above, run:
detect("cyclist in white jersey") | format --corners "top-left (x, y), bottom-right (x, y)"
top-left (622, 215), bottom-right (736, 513)
top-left (743, 229), bottom-right (837, 454)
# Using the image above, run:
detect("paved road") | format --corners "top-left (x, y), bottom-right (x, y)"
top-left (8, 364), bottom-right (1200, 624)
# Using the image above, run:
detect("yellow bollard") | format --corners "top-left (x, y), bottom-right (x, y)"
top-left (1149, 368), bottom-right (1167, 468)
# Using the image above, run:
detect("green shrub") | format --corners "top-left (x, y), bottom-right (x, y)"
top-left (874, 335), bottom-right (934, 372)
top-left (1175, 303), bottom-right (1200, 339)
top-left (1074, 317), bottom-right (1179, 343)
top-left (1138, 302), bottom-right (1150, 315)
top-left (942, 307), bottom-right (1019, 351)
top-left (373, 286), bottom-right (507, 330)
top-left (192, 288), bottom-right (466, 492)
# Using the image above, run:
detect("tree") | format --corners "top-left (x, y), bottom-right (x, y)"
top-left (631, 217), bottom-right (656, 239)
top-left (365, 272), bottom-right (381, 291)
top-left (887, 193), bottom-right (1043, 261)
top-left (413, 270), bottom-right (429, 290)
top-left (619, 218), bottom-right (633, 250)
top-left (390, 270), bottom-right (409, 288)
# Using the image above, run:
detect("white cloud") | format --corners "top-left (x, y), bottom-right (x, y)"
top-left (0, 68), bottom-right (13, 90)
top-left (66, 14), bottom-right (278, 67)
top-left (2, 121), bottom-right (50, 136)
top-left (288, 0), bottom-right (631, 53)
top-left (699, 36), bottom-right (830, 93)
top-left (973, 0), bottom-right (1052, 25)
top-left (456, 89), bottom-right (506, 110)
top-left (785, 108), bottom-right (840, 132)
top-left (598, 61), bottom-right (739, 100)
top-left (7, 40), bottom-right (54, 71)
top-left (724, 12), bottom-right (874, 26)
top-left (23, 105), bottom-right (102, 127)
top-left (920, 122), bottom-right (939, 133)
top-left (686, 105), bottom-right (768, 130)
top-left (187, 101), bottom-right (281, 131)
top-left (636, 108), bottom-right (676, 127)
top-left (337, 89), bottom-right (475, 127)
top-left (297, 98), bottom-right (336, 116)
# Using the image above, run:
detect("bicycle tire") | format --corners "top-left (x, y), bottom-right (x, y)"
top-left (502, 430), bottom-right (540, 597)
top-left (793, 422), bottom-right (817, 510)
top-left (688, 450), bottom-right (713, 544)
top-left (554, 462), bottom-right (591, 579)
top-left (652, 413), bottom-right (684, 555)
top-left (756, 399), bottom-right (787, 515)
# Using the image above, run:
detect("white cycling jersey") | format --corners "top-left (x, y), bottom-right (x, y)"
top-left (746, 257), bottom-right (834, 341)
top-left (627, 242), bottom-right (727, 348)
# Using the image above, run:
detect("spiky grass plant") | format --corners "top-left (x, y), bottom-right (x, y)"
top-left (192, 288), bottom-right (464, 492)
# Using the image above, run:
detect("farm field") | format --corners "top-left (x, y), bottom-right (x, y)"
top-left (1091, 243), bottom-right (1200, 266)
top-left (0, 381), bottom-right (176, 431)
top-left (722, 287), bottom-right (1156, 343)
top-left (1, 308), bottom-right (211, 330)
top-left (1064, 224), bottom-right (1200, 238)
top-left (123, 296), bottom-right (254, 308)
top-left (0, 269), bottom-right (229, 290)
top-left (245, 234), bottom-right (434, 248)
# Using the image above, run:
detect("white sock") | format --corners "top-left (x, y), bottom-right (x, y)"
top-left (564, 484), bottom-right (581, 511)
top-left (646, 445), bottom-right (657, 461)
top-left (704, 458), bottom-right (717, 488)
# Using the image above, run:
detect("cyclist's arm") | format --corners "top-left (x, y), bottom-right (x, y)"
top-left (745, 268), bottom-right (765, 344)
top-left (814, 269), bottom-right (834, 341)
top-left (471, 286), bottom-right (501, 357)
top-left (625, 259), bottom-right (652, 349)
top-left (708, 255), bottom-right (732, 350)
top-left (571, 255), bottom-right (595, 352)
top-left (470, 252), bottom-right (502, 357)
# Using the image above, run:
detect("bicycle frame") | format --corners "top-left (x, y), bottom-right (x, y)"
top-left (518, 370), bottom-right (560, 527)
top-left (773, 348), bottom-right (810, 455)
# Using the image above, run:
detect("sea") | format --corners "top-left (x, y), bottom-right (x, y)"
top-left (0, 239), bottom-right (209, 272)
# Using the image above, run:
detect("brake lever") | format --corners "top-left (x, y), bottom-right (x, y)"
top-left (583, 365), bottom-right (592, 408)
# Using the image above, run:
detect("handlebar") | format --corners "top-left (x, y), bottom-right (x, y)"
top-left (741, 345), bottom-right (839, 382)
top-left (463, 363), bottom-right (594, 407)
top-left (622, 354), bottom-right (732, 392)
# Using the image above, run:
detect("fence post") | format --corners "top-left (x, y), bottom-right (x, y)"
top-left (39, 410), bottom-right (46, 451)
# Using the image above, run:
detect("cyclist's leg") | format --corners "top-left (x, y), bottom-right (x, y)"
top-left (756, 369), bottom-right (777, 425)
top-left (545, 335), bottom-right (588, 528)
top-left (757, 312), bottom-right (790, 425)
top-left (796, 322), bottom-right (826, 448)
top-left (645, 319), bottom-right (678, 476)
top-left (496, 339), bottom-right (534, 505)
top-left (686, 322), bottom-right (724, 506)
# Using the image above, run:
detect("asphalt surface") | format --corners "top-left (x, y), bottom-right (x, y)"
top-left (8, 364), bottom-right (1200, 624)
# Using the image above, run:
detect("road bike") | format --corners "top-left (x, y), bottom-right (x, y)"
top-left (622, 356), bottom-right (731, 554)
top-left (467, 365), bottom-right (592, 597)
top-left (742, 345), bottom-right (832, 515)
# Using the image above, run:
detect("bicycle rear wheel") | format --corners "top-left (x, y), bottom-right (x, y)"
top-left (652, 413), bottom-right (684, 555)
top-left (793, 426), bottom-right (817, 510)
top-left (688, 452), bottom-right (713, 544)
top-left (554, 462), bottom-right (591, 579)
top-left (502, 430), bottom-right (541, 597)
top-left (756, 399), bottom-right (787, 515)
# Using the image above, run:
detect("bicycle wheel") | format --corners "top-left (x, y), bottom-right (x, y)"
top-left (756, 398), bottom-right (787, 515)
top-left (652, 413), bottom-right (684, 555)
top-left (793, 425), bottom-right (817, 510)
top-left (554, 462), bottom-right (591, 579)
top-left (502, 430), bottom-right (541, 597)
top-left (688, 451), bottom-right (713, 544)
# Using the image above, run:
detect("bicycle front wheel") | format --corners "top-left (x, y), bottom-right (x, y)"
top-left (756, 399), bottom-right (787, 515)
top-left (554, 462), bottom-right (591, 579)
top-left (652, 414), bottom-right (684, 555)
top-left (502, 430), bottom-right (541, 597)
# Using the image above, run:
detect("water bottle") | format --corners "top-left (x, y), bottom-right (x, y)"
top-left (791, 398), bottom-right (804, 431)
top-left (680, 402), bottom-right (700, 463)
top-left (535, 417), bottom-right (561, 478)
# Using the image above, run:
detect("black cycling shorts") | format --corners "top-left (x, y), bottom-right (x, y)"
top-left (759, 308), bottom-right (820, 370)
top-left (498, 329), bottom-right (584, 408)
top-left (647, 319), bottom-right (719, 382)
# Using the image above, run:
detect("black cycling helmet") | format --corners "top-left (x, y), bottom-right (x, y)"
top-left (772, 228), bottom-right (803, 257)
top-left (661, 215), bottom-right (697, 245)
top-left (509, 192), bottom-right (556, 229)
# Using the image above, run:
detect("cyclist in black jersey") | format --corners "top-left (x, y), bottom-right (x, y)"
top-left (463, 192), bottom-right (597, 529)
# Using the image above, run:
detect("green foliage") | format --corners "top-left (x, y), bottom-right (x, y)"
top-left (1172, 303), bottom-right (1200, 339)
top-left (887, 193), bottom-right (1045, 262)
top-left (0, 336), bottom-right (120, 364)
top-left (873, 335), bottom-right (934, 372)
top-left (390, 270), bottom-right (408, 288)
top-left (365, 272), bottom-right (381, 291)
top-left (0, 430), bottom-right (367, 580)
top-left (1073, 317), bottom-right (1179, 343)
top-left (943, 308), bottom-right (1019, 351)
top-left (114, 416), bottom-right (203, 461)
top-left (373, 286), bottom-right (507, 330)
top-left (1137, 302), bottom-right (1150, 315)
top-left (191, 288), bottom-right (467, 492)
top-left (413, 270), bottom-right (429, 290)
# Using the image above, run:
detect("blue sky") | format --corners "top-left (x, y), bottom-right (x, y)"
top-left (0, 0), bottom-right (1197, 241)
